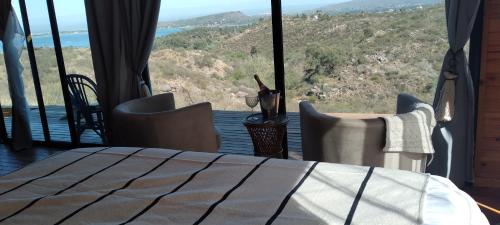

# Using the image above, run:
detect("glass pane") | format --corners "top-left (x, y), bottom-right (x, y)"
top-left (0, 45), bottom-right (13, 110)
top-left (54, 0), bottom-right (101, 144)
top-left (282, 0), bottom-right (447, 113)
top-left (151, 0), bottom-right (274, 110)
top-left (13, 0), bottom-right (71, 142)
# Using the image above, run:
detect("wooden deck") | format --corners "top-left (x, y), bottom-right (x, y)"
top-left (3, 106), bottom-right (303, 157)
top-left (0, 145), bottom-right (62, 176)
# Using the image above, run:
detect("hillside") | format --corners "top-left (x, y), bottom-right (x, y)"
top-left (159, 11), bottom-right (258, 28)
top-left (320, 0), bottom-right (443, 14)
top-left (151, 4), bottom-right (447, 113)
top-left (0, 5), bottom-right (448, 114)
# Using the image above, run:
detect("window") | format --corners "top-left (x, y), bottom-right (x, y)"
top-left (282, 0), bottom-right (447, 113)
top-left (54, 0), bottom-right (96, 106)
top-left (2, 0), bottom-right (94, 143)
top-left (150, 0), bottom-right (275, 110)
top-left (0, 44), bottom-right (13, 109)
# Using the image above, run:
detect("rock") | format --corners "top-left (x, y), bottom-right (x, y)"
top-left (374, 30), bottom-right (386, 37)
top-left (306, 86), bottom-right (327, 100)
top-left (375, 53), bottom-right (388, 63)
top-left (236, 91), bottom-right (248, 98)
top-left (163, 84), bottom-right (172, 92)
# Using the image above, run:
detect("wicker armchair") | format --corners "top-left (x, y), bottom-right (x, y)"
top-left (66, 74), bottom-right (105, 143)
top-left (112, 93), bottom-right (220, 153)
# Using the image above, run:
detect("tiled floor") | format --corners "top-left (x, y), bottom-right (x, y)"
top-left (0, 144), bottom-right (498, 223)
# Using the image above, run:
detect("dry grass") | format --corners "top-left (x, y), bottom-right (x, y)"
top-left (0, 5), bottom-right (447, 114)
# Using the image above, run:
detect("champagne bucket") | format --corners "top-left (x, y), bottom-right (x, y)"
top-left (259, 90), bottom-right (280, 119)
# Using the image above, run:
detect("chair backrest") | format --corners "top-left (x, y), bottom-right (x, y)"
top-left (65, 74), bottom-right (98, 111)
top-left (299, 101), bottom-right (386, 166)
top-left (299, 95), bottom-right (431, 173)
top-left (396, 93), bottom-right (423, 114)
top-left (112, 93), bottom-right (218, 153)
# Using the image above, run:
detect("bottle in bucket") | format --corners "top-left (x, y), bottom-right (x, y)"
top-left (254, 74), bottom-right (279, 119)
top-left (254, 74), bottom-right (271, 96)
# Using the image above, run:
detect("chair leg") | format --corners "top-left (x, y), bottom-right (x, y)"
top-left (75, 112), bottom-right (82, 144)
top-left (92, 112), bottom-right (106, 144)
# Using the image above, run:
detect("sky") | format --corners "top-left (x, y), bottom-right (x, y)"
top-left (11, 0), bottom-right (349, 33)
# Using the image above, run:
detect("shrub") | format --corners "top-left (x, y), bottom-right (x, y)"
top-left (250, 46), bottom-right (258, 57)
top-left (303, 44), bottom-right (347, 83)
top-left (195, 55), bottom-right (215, 68)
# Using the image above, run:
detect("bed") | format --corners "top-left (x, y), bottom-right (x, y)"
top-left (0, 147), bottom-right (489, 225)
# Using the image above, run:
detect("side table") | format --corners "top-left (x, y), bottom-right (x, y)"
top-left (243, 113), bottom-right (288, 159)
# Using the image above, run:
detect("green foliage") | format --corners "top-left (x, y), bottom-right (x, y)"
top-left (303, 45), bottom-right (347, 83)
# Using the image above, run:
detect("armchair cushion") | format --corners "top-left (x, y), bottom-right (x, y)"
top-left (299, 101), bottom-right (386, 166)
top-left (112, 93), bottom-right (219, 153)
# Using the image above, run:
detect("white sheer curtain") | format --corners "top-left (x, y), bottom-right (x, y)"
top-left (1, 7), bottom-right (32, 150)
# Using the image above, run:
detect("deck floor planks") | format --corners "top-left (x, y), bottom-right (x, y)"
top-left (0, 145), bottom-right (62, 176)
top-left (3, 106), bottom-right (303, 156)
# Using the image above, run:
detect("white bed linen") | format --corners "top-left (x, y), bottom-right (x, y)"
top-left (0, 147), bottom-right (490, 225)
top-left (423, 176), bottom-right (489, 225)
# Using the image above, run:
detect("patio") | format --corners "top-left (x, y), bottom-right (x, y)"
top-left (3, 106), bottom-right (303, 157)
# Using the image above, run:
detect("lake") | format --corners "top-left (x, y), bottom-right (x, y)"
top-left (28, 27), bottom-right (182, 48)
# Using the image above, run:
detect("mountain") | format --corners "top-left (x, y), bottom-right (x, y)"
top-left (159, 11), bottom-right (258, 28)
top-left (319, 0), bottom-right (443, 14)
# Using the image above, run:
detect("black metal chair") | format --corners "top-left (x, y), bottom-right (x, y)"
top-left (66, 74), bottom-right (105, 143)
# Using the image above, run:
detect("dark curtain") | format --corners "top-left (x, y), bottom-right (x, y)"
top-left (85, 0), bottom-right (160, 143)
top-left (1, 5), bottom-right (32, 150)
top-left (0, 0), bottom-right (11, 39)
top-left (430, 0), bottom-right (481, 187)
top-left (120, 1), bottom-right (159, 97)
top-left (469, 0), bottom-right (484, 136)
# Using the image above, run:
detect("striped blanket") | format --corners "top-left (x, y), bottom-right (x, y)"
top-left (0, 147), bottom-right (483, 225)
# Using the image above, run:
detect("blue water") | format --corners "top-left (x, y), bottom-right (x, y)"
top-left (29, 27), bottom-right (182, 48)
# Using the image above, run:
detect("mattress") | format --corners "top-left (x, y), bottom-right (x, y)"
top-left (0, 147), bottom-right (488, 225)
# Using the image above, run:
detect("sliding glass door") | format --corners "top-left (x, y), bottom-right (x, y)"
top-left (0, 0), bottom-right (100, 146)
top-left (1, 0), bottom-right (292, 149)
top-left (281, 0), bottom-right (447, 113)
top-left (54, 0), bottom-right (100, 144)
top-left (150, 0), bottom-right (276, 111)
